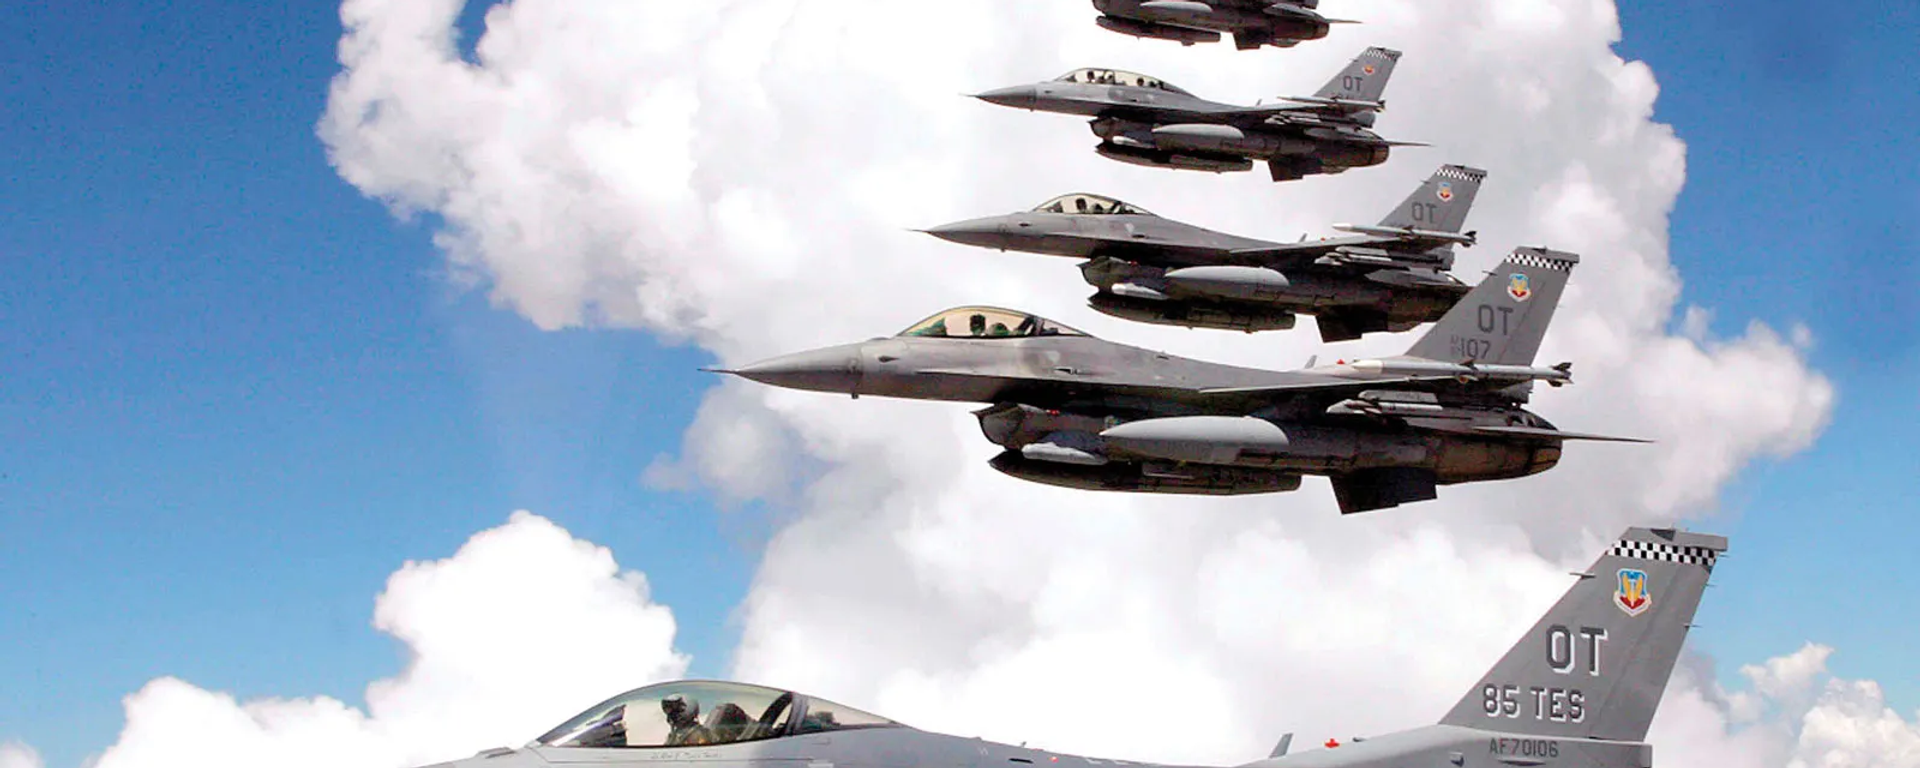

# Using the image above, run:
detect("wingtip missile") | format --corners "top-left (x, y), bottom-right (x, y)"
top-left (1329, 222), bottom-right (1477, 246)
top-left (1279, 94), bottom-right (1385, 111)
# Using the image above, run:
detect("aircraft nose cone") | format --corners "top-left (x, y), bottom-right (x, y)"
top-left (730, 346), bottom-right (864, 394)
top-left (972, 85), bottom-right (1037, 110)
top-left (923, 217), bottom-right (1009, 249)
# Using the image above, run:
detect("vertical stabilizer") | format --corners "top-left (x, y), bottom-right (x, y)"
top-left (1311, 46), bottom-right (1401, 104)
top-left (1377, 165), bottom-right (1485, 234)
top-left (1437, 528), bottom-right (1726, 741)
top-left (1402, 247), bottom-right (1577, 366)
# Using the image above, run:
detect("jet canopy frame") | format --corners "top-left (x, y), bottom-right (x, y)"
top-left (897, 306), bottom-right (1089, 339)
top-left (1052, 67), bottom-right (1190, 94)
top-left (1030, 193), bottom-right (1155, 217)
top-left (535, 680), bottom-right (899, 750)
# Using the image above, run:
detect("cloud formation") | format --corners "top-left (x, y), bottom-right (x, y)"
top-left (76, 512), bottom-right (688, 768)
top-left (0, 743), bottom-right (43, 768)
top-left (310, 0), bottom-right (1845, 766)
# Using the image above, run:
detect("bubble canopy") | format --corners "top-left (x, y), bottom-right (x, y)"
top-left (897, 306), bottom-right (1088, 339)
top-left (1052, 67), bottom-right (1188, 94)
top-left (536, 680), bottom-right (900, 749)
top-left (1030, 193), bottom-right (1154, 216)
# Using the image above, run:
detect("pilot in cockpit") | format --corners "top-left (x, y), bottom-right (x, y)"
top-left (662, 694), bottom-right (714, 746)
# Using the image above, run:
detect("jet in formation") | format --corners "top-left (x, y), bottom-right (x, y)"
top-left (713, 247), bottom-right (1644, 514)
top-left (416, 526), bottom-right (1726, 768)
top-left (923, 164), bottom-right (1486, 342)
top-left (972, 47), bottom-right (1414, 182)
top-left (1091, 0), bottom-right (1352, 50)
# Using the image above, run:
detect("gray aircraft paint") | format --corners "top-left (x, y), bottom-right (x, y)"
top-left (922, 165), bottom-right (1485, 341)
top-left (1402, 248), bottom-right (1576, 367)
top-left (1091, 0), bottom-right (1343, 50)
top-left (414, 527), bottom-right (1720, 768)
top-left (972, 47), bottom-right (1409, 182)
top-left (716, 248), bottom-right (1640, 513)
top-left (1310, 45), bottom-right (1397, 104)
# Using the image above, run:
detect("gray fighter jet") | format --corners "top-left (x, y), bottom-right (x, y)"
top-left (972, 47), bottom-right (1414, 182)
top-left (1092, 0), bottom-right (1353, 50)
top-left (924, 165), bottom-right (1487, 342)
top-left (417, 527), bottom-right (1725, 768)
top-left (713, 247), bottom-right (1644, 514)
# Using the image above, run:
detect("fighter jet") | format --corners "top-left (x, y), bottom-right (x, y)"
top-left (1092, 0), bottom-right (1352, 50)
top-left (923, 164), bottom-right (1487, 342)
top-left (972, 47), bottom-right (1413, 182)
top-left (713, 247), bottom-right (1645, 514)
top-left (416, 526), bottom-right (1726, 768)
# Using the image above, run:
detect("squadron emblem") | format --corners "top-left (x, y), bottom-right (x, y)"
top-left (1363, 65), bottom-right (1376, 75)
top-left (1436, 181), bottom-right (1454, 202)
top-left (1615, 568), bottom-right (1652, 616)
top-left (1507, 273), bottom-right (1532, 302)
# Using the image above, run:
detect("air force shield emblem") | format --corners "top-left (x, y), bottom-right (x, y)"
top-left (1436, 181), bottom-right (1454, 202)
top-left (1615, 568), bottom-right (1652, 616)
top-left (1507, 273), bottom-right (1532, 302)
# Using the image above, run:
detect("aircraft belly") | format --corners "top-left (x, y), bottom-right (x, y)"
top-left (1432, 436), bottom-right (1545, 483)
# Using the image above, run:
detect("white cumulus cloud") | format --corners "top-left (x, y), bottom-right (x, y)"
top-left (72, 512), bottom-right (687, 768)
top-left (0, 743), bottom-right (43, 768)
top-left (310, 0), bottom-right (1847, 767)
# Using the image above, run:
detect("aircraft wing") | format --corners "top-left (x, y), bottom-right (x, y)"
top-left (1470, 426), bottom-right (1653, 443)
top-left (1194, 374), bottom-right (1459, 398)
top-left (1225, 233), bottom-right (1452, 264)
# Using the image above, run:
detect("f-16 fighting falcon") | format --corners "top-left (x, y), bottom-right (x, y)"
top-left (713, 247), bottom-right (1645, 514)
top-left (923, 164), bottom-right (1487, 342)
top-left (416, 527), bottom-right (1725, 768)
top-left (971, 47), bottom-right (1413, 182)
top-left (1092, 0), bottom-right (1353, 50)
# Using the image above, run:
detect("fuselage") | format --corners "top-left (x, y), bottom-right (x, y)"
top-left (973, 73), bottom-right (1388, 176)
top-left (425, 723), bottom-right (1198, 768)
top-left (1093, 0), bottom-right (1334, 48)
top-left (923, 210), bottom-right (1468, 337)
top-left (729, 331), bottom-right (1561, 492)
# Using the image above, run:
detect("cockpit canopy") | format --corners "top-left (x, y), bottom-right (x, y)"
top-left (536, 680), bottom-right (899, 750)
top-left (1053, 67), bottom-right (1188, 94)
top-left (897, 306), bottom-right (1088, 339)
top-left (1030, 193), bottom-right (1154, 217)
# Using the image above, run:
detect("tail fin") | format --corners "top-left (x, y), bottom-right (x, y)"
top-left (1403, 247), bottom-right (1577, 366)
top-left (1437, 528), bottom-right (1725, 742)
top-left (1377, 164), bottom-right (1486, 233)
top-left (1311, 46), bottom-right (1401, 104)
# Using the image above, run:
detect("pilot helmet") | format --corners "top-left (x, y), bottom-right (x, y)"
top-left (661, 693), bottom-right (699, 724)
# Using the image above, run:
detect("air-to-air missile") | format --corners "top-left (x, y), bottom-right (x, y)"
top-left (922, 164), bottom-right (1489, 342)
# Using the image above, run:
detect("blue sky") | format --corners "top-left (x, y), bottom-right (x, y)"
top-left (1, 1), bottom-right (1914, 767)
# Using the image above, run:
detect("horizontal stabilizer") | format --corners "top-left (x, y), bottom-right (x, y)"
top-left (1472, 425), bottom-right (1652, 443)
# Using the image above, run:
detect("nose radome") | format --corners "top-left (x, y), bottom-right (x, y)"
top-left (729, 345), bottom-right (864, 394)
top-left (923, 217), bottom-right (1009, 249)
top-left (971, 85), bottom-right (1038, 110)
